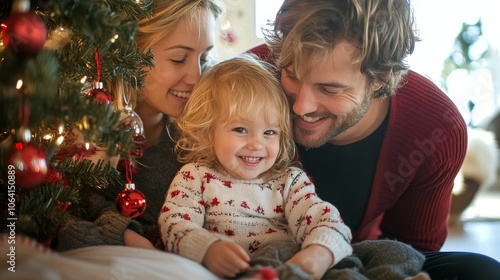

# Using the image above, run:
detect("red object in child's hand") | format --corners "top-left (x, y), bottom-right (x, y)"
top-left (261, 267), bottom-right (277, 280)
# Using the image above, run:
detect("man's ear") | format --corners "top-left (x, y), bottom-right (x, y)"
top-left (371, 81), bottom-right (383, 92)
top-left (371, 69), bottom-right (392, 92)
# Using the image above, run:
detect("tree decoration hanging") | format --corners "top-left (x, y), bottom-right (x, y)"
top-left (86, 51), bottom-right (111, 105)
top-left (1, 0), bottom-right (47, 57)
top-left (116, 92), bottom-right (146, 217)
top-left (5, 85), bottom-right (47, 190)
top-left (115, 158), bottom-right (146, 218)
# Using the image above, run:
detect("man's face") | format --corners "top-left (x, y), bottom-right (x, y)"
top-left (281, 41), bottom-right (377, 148)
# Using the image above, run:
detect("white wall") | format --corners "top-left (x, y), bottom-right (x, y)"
top-left (216, 0), bottom-right (265, 59)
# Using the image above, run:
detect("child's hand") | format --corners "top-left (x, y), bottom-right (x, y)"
top-left (123, 229), bottom-right (156, 250)
top-left (286, 244), bottom-right (333, 280)
top-left (203, 240), bottom-right (250, 278)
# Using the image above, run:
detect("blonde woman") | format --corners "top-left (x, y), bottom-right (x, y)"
top-left (57, 0), bottom-right (224, 251)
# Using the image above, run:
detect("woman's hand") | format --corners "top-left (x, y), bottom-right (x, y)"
top-left (286, 244), bottom-right (333, 280)
top-left (123, 229), bottom-right (156, 250)
top-left (203, 240), bottom-right (251, 278)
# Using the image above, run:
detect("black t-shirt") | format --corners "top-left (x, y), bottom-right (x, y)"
top-left (297, 115), bottom-right (388, 230)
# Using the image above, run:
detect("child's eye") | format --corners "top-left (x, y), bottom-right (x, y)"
top-left (264, 130), bottom-right (278, 136)
top-left (233, 127), bottom-right (246, 133)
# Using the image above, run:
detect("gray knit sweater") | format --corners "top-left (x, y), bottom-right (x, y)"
top-left (57, 120), bottom-right (183, 251)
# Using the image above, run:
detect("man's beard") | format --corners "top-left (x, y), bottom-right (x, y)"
top-left (294, 94), bottom-right (373, 148)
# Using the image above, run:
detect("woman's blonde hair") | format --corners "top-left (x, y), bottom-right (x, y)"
top-left (176, 54), bottom-right (296, 177)
top-left (109, 0), bottom-right (224, 110)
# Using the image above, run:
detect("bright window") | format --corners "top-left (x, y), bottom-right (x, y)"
top-left (254, 0), bottom-right (284, 38)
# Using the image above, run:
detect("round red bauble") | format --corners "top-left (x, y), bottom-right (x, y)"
top-left (6, 141), bottom-right (48, 189)
top-left (2, 11), bottom-right (47, 57)
top-left (87, 88), bottom-right (111, 105)
top-left (116, 184), bottom-right (146, 218)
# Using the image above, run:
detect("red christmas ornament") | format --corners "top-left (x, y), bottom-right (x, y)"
top-left (1, 11), bottom-right (47, 57)
top-left (6, 141), bottom-right (48, 189)
top-left (116, 183), bottom-right (146, 218)
top-left (87, 88), bottom-right (111, 105)
top-left (87, 82), bottom-right (111, 105)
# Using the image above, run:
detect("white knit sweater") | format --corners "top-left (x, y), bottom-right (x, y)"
top-left (158, 163), bottom-right (353, 266)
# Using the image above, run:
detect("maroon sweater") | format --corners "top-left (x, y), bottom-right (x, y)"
top-left (248, 44), bottom-right (467, 251)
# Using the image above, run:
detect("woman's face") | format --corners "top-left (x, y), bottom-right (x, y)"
top-left (141, 11), bottom-right (216, 118)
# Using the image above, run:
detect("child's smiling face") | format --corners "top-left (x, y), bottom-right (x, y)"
top-left (213, 111), bottom-right (281, 181)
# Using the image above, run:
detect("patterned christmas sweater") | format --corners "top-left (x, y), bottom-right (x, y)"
top-left (158, 163), bottom-right (353, 266)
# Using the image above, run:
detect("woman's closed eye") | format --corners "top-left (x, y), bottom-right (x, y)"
top-left (169, 53), bottom-right (189, 64)
top-left (170, 58), bottom-right (186, 64)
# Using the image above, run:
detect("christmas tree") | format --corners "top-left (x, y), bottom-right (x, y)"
top-left (0, 0), bottom-right (154, 246)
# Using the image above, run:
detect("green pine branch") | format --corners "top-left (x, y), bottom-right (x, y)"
top-left (0, 158), bottom-right (122, 243)
top-left (57, 158), bottom-right (122, 189)
top-left (16, 182), bottom-right (78, 243)
top-left (36, 0), bottom-right (155, 88)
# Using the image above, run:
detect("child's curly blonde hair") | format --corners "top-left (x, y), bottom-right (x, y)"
top-left (176, 54), bottom-right (295, 177)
